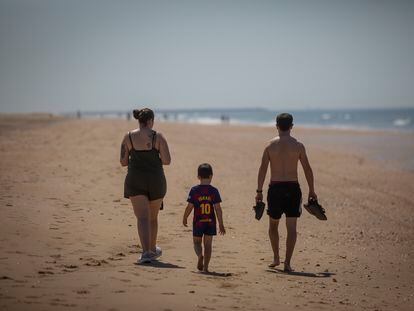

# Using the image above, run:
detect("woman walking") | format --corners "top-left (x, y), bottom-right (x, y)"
top-left (120, 108), bottom-right (171, 263)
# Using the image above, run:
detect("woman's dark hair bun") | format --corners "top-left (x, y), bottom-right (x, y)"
top-left (133, 109), bottom-right (141, 120)
top-left (132, 108), bottom-right (154, 125)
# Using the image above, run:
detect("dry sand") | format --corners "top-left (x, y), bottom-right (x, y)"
top-left (0, 115), bottom-right (413, 311)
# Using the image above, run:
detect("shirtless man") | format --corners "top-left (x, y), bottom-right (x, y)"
top-left (255, 113), bottom-right (317, 272)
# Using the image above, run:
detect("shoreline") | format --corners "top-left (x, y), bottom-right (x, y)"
top-left (2, 114), bottom-right (412, 171)
top-left (2, 112), bottom-right (414, 134)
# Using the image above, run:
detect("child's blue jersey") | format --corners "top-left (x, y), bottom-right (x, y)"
top-left (187, 184), bottom-right (222, 225)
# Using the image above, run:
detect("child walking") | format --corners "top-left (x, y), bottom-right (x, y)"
top-left (183, 163), bottom-right (225, 272)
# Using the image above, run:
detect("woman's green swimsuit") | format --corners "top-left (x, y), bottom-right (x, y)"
top-left (124, 131), bottom-right (167, 200)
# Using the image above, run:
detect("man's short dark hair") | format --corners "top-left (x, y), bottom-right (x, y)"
top-left (198, 163), bottom-right (213, 179)
top-left (276, 113), bottom-right (293, 131)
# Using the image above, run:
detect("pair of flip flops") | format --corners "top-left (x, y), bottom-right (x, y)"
top-left (304, 198), bottom-right (327, 220)
top-left (253, 201), bottom-right (265, 220)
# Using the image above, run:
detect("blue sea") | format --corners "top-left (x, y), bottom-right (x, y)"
top-left (155, 108), bottom-right (414, 132)
top-left (76, 108), bottom-right (414, 132)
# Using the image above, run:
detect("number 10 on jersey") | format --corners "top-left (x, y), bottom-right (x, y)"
top-left (200, 203), bottom-right (211, 215)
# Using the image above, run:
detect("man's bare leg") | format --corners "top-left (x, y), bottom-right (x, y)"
top-left (193, 237), bottom-right (203, 271)
top-left (268, 217), bottom-right (280, 267)
top-left (203, 235), bottom-right (213, 272)
top-left (285, 217), bottom-right (297, 272)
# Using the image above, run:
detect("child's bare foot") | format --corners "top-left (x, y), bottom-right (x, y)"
top-left (283, 263), bottom-right (293, 273)
top-left (197, 255), bottom-right (204, 271)
top-left (268, 258), bottom-right (280, 268)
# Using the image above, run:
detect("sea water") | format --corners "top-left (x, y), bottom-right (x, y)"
top-left (155, 108), bottom-right (414, 132)
top-left (72, 108), bottom-right (414, 132)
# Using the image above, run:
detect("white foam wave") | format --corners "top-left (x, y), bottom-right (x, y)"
top-left (393, 118), bottom-right (411, 127)
top-left (321, 113), bottom-right (331, 120)
top-left (186, 117), bottom-right (222, 125)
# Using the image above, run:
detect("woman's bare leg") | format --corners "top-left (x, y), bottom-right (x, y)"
top-left (149, 198), bottom-right (163, 252)
top-left (130, 195), bottom-right (150, 253)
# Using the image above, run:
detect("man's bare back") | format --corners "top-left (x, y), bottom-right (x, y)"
top-left (267, 134), bottom-right (303, 182)
top-left (259, 132), bottom-right (315, 199)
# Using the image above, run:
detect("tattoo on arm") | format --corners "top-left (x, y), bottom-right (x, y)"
top-left (120, 143), bottom-right (127, 160)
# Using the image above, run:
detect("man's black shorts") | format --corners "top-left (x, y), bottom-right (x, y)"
top-left (267, 182), bottom-right (302, 219)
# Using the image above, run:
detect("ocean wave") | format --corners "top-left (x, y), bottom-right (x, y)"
top-left (393, 118), bottom-right (411, 127)
top-left (186, 117), bottom-right (223, 125)
top-left (321, 113), bottom-right (331, 120)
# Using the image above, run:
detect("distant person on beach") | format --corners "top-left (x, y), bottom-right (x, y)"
top-left (256, 113), bottom-right (317, 272)
top-left (183, 163), bottom-right (225, 272)
top-left (120, 108), bottom-right (171, 264)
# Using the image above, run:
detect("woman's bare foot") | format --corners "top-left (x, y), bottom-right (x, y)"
top-left (268, 258), bottom-right (280, 268)
top-left (197, 255), bottom-right (204, 271)
top-left (202, 266), bottom-right (209, 273)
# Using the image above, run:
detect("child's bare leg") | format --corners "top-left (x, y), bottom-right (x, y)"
top-left (203, 235), bottom-right (213, 272)
top-left (268, 217), bottom-right (280, 267)
top-left (193, 236), bottom-right (203, 271)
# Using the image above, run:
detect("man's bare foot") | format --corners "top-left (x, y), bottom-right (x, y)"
top-left (268, 258), bottom-right (280, 268)
top-left (197, 256), bottom-right (204, 271)
top-left (283, 263), bottom-right (293, 272)
top-left (202, 267), bottom-right (209, 273)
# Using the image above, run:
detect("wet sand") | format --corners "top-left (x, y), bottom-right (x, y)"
top-left (0, 115), bottom-right (413, 311)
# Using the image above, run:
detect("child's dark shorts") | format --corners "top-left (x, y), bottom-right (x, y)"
top-left (193, 221), bottom-right (217, 237)
top-left (267, 182), bottom-right (302, 219)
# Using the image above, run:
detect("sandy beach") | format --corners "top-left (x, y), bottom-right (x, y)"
top-left (0, 115), bottom-right (413, 311)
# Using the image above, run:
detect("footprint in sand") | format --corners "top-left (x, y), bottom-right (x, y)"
top-left (219, 282), bottom-right (238, 289)
top-left (108, 252), bottom-right (126, 261)
top-left (128, 244), bottom-right (141, 254)
top-left (80, 257), bottom-right (108, 266)
top-left (1, 276), bottom-right (13, 280)
top-left (38, 270), bottom-right (54, 275)
top-left (62, 264), bottom-right (78, 272)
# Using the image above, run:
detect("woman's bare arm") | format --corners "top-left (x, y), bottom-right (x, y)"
top-left (120, 134), bottom-right (130, 167)
top-left (156, 133), bottom-right (171, 165)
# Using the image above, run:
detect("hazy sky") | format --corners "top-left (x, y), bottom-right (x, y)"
top-left (0, 0), bottom-right (413, 113)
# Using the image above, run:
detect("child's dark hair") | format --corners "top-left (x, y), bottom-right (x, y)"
top-left (198, 163), bottom-right (213, 179)
top-left (276, 113), bottom-right (293, 131)
top-left (133, 108), bottom-right (154, 125)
